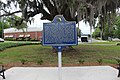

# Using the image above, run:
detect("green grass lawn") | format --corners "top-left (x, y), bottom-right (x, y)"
top-left (0, 42), bottom-right (120, 65)
top-left (90, 41), bottom-right (118, 44)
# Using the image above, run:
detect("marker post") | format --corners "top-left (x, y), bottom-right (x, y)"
top-left (58, 46), bottom-right (62, 80)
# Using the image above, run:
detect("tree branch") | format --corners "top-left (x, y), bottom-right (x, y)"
top-left (40, 9), bottom-right (53, 21)
top-left (25, 2), bottom-right (53, 21)
top-left (0, 11), bottom-right (22, 17)
top-left (42, 0), bottom-right (58, 17)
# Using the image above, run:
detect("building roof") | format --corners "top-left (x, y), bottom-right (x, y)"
top-left (4, 27), bottom-right (42, 33)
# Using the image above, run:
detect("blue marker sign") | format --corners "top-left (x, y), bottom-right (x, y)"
top-left (42, 15), bottom-right (77, 46)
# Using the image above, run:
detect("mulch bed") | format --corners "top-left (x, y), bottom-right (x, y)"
top-left (3, 62), bottom-right (118, 70)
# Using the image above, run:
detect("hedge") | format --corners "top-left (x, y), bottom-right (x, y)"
top-left (117, 43), bottom-right (120, 45)
top-left (0, 42), bottom-right (41, 51)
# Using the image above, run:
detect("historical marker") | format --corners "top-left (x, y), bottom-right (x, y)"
top-left (42, 15), bottom-right (77, 80)
top-left (42, 15), bottom-right (77, 46)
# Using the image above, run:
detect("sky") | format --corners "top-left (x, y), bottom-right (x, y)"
top-left (77, 21), bottom-right (91, 34)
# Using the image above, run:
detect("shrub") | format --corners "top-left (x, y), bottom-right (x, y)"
top-left (117, 43), bottom-right (120, 46)
top-left (0, 43), bottom-right (41, 52)
top-left (24, 38), bottom-right (31, 41)
top-left (31, 38), bottom-right (36, 41)
top-left (114, 58), bottom-right (120, 64)
top-left (78, 59), bottom-right (85, 64)
top-left (36, 59), bottom-right (43, 65)
top-left (20, 59), bottom-right (27, 64)
top-left (0, 48), bottom-right (4, 51)
top-left (0, 62), bottom-right (3, 64)
top-left (5, 38), bottom-right (16, 41)
top-left (97, 59), bottom-right (103, 65)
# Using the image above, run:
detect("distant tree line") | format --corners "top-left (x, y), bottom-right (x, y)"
top-left (93, 15), bottom-right (120, 40)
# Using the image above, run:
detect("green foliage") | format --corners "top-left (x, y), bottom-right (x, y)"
top-left (24, 38), bottom-right (31, 41)
top-left (36, 59), bottom-right (44, 65)
top-left (78, 59), bottom-right (85, 64)
top-left (5, 38), bottom-right (16, 41)
top-left (101, 23), bottom-right (116, 40)
top-left (76, 27), bottom-right (81, 37)
top-left (0, 20), bottom-right (9, 29)
top-left (103, 24), bottom-right (110, 39)
top-left (115, 16), bottom-right (120, 39)
top-left (114, 57), bottom-right (120, 64)
top-left (6, 15), bottom-right (27, 29)
top-left (97, 59), bottom-right (103, 65)
top-left (117, 43), bottom-right (120, 45)
top-left (94, 22), bottom-right (117, 40)
top-left (0, 15), bottom-right (27, 37)
top-left (114, 16), bottom-right (120, 39)
top-left (20, 59), bottom-right (27, 64)
top-left (0, 62), bottom-right (3, 64)
top-left (0, 42), bottom-right (41, 51)
top-left (0, 19), bottom-right (10, 37)
top-left (92, 27), bottom-right (100, 38)
top-left (0, 31), bottom-right (2, 38)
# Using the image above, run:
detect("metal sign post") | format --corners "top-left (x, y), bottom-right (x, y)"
top-left (58, 46), bottom-right (62, 80)
top-left (42, 15), bottom-right (77, 80)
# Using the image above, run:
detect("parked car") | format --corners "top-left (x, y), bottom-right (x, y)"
top-left (0, 38), bottom-right (4, 42)
top-left (112, 38), bottom-right (120, 41)
top-left (81, 36), bottom-right (88, 42)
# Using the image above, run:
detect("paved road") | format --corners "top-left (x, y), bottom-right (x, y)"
top-left (78, 38), bottom-right (108, 44)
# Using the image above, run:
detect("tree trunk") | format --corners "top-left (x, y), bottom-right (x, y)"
top-left (90, 25), bottom-right (92, 43)
top-left (100, 29), bottom-right (103, 40)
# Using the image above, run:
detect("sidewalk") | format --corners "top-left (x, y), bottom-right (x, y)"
top-left (1, 66), bottom-right (119, 80)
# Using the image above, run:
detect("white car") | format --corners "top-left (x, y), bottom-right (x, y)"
top-left (112, 38), bottom-right (120, 41)
top-left (0, 38), bottom-right (4, 42)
